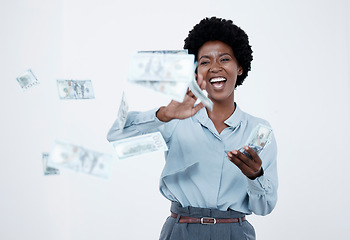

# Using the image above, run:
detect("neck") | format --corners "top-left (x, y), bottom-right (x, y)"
top-left (207, 98), bottom-right (236, 122)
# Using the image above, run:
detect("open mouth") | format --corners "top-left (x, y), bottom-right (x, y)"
top-left (209, 77), bottom-right (227, 89)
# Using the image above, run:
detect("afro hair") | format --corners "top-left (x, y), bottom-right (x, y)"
top-left (184, 17), bottom-right (253, 87)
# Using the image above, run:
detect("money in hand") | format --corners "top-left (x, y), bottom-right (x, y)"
top-left (16, 69), bottom-right (39, 90)
top-left (42, 152), bottom-right (60, 176)
top-left (238, 124), bottom-right (273, 158)
top-left (110, 131), bottom-right (168, 160)
top-left (127, 51), bottom-right (195, 102)
top-left (57, 80), bottom-right (95, 99)
top-left (47, 140), bottom-right (113, 179)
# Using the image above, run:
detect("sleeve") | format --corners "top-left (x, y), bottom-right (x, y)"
top-left (106, 108), bottom-right (177, 143)
top-left (246, 131), bottom-right (278, 216)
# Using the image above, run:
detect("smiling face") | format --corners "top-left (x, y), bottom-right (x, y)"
top-left (197, 40), bottom-right (242, 104)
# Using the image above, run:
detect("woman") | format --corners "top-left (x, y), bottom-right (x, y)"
top-left (107, 17), bottom-right (278, 240)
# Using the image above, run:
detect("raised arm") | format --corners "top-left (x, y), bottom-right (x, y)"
top-left (107, 74), bottom-right (206, 142)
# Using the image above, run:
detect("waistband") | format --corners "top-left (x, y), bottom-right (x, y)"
top-left (170, 201), bottom-right (246, 219)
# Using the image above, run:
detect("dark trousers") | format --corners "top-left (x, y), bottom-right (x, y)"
top-left (159, 202), bottom-right (256, 240)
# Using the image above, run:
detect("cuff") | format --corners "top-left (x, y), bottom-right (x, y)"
top-left (247, 174), bottom-right (269, 195)
top-left (129, 108), bottom-right (166, 131)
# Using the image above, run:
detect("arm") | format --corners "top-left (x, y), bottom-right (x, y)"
top-left (107, 75), bottom-right (206, 142)
top-left (227, 134), bottom-right (278, 216)
top-left (106, 108), bottom-right (167, 142)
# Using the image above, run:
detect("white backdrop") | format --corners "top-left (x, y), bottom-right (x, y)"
top-left (1, 0), bottom-right (350, 239)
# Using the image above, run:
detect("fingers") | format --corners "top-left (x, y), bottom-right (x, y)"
top-left (227, 146), bottom-right (262, 179)
top-left (228, 150), bottom-right (256, 172)
top-left (196, 74), bottom-right (206, 90)
top-left (244, 146), bottom-right (261, 165)
top-left (192, 102), bottom-right (204, 115)
top-left (186, 88), bottom-right (195, 98)
top-left (185, 88), bottom-right (198, 102)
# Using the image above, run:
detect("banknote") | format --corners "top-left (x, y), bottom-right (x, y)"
top-left (16, 69), bottom-right (39, 90)
top-left (56, 80), bottom-right (95, 99)
top-left (189, 77), bottom-right (213, 111)
top-left (128, 52), bottom-right (195, 82)
top-left (238, 124), bottom-right (273, 158)
top-left (134, 80), bottom-right (190, 102)
top-left (42, 152), bottom-right (60, 176)
top-left (110, 131), bottom-right (168, 160)
top-left (127, 51), bottom-right (195, 102)
top-left (117, 91), bottom-right (128, 130)
top-left (47, 140), bottom-right (113, 179)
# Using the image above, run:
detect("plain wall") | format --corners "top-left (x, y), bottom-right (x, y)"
top-left (1, 0), bottom-right (350, 239)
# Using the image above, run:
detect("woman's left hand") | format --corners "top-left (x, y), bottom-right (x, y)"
top-left (227, 146), bottom-right (263, 180)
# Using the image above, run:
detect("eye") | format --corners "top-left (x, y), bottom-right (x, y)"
top-left (220, 57), bottom-right (230, 62)
top-left (199, 60), bottom-right (210, 65)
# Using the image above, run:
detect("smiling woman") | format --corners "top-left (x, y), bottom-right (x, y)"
top-left (107, 17), bottom-right (278, 240)
top-left (197, 41), bottom-right (242, 108)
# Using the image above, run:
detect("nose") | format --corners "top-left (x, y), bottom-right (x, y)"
top-left (209, 60), bottom-right (222, 72)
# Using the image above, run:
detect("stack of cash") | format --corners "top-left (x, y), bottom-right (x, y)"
top-left (56, 79), bottom-right (95, 99)
top-left (47, 140), bottom-right (113, 179)
top-left (16, 69), bottom-right (40, 90)
top-left (238, 124), bottom-right (273, 158)
top-left (127, 50), bottom-right (213, 110)
top-left (127, 50), bottom-right (193, 102)
top-left (110, 132), bottom-right (168, 160)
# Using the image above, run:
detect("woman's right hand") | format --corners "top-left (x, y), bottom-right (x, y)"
top-left (156, 74), bottom-right (206, 122)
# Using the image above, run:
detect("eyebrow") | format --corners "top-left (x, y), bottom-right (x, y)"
top-left (198, 53), bottom-right (233, 61)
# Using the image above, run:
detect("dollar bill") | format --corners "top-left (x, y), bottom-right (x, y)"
top-left (127, 51), bottom-right (195, 102)
top-left (238, 124), bottom-right (273, 158)
top-left (189, 76), bottom-right (213, 111)
top-left (47, 140), bottom-right (113, 179)
top-left (135, 80), bottom-right (190, 102)
top-left (56, 80), bottom-right (95, 99)
top-left (42, 152), bottom-right (60, 176)
top-left (117, 91), bottom-right (128, 130)
top-left (16, 69), bottom-right (39, 90)
top-left (110, 131), bottom-right (168, 160)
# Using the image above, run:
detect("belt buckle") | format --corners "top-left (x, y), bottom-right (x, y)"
top-left (200, 217), bottom-right (216, 224)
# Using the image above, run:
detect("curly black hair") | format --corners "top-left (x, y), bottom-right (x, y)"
top-left (184, 17), bottom-right (253, 87)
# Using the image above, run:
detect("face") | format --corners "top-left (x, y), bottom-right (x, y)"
top-left (197, 40), bottom-right (242, 103)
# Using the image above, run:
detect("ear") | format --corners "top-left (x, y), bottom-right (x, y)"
top-left (238, 66), bottom-right (243, 76)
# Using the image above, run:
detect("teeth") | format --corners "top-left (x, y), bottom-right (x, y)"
top-left (210, 77), bottom-right (226, 83)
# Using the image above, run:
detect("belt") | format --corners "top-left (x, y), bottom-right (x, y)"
top-left (170, 212), bottom-right (246, 224)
